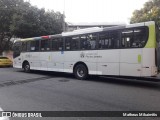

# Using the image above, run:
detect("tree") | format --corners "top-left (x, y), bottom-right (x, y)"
top-left (0, 0), bottom-right (64, 55)
top-left (130, 0), bottom-right (160, 25)
top-left (10, 6), bottom-right (64, 38)
top-left (10, 3), bottom-right (64, 38)
top-left (0, 0), bottom-right (21, 55)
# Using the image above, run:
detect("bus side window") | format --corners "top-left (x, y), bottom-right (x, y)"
top-left (26, 41), bottom-right (30, 52)
top-left (99, 31), bottom-right (118, 49)
top-left (121, 27), bottom-right (148, 48)
top-left (80, 35), bottom-right (87, 50)
top-left (121, 29), bottom-right (134, 48)
top-left (65, 36), bottom-right (79, 51)
top-left (30, 41), bottom-right (35, 51)
top-left (58, 38), bottom-right (63, 50)
top-left (87, 34), bottom-right (97, 50)
top-left (52, 38), bottom-right (63, 51)
top-left (99, 32), bottom-right (109, 49)
top-left (71, 36), bottom-right (80, 50)
top-left (30, 41), bottom-right (40, 51)
top-left (22, 42), bottom-right (27, 52)
top-left (133, 27), bottom-right (148, 48)
top-left (41, 39), bottom-right (50, 51)
top-left (65, 37), bottom-right (71, 50)
top-left (80, 34), bottom-right (97, 50)
top-left (13, 42), bottom-right (22, 58)
top-left (51, 38), bottom-right (58, 51)
top-left (110, 31), bottom-right (120, 49)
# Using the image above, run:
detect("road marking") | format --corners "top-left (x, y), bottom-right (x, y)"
top-left (0, 107), bottom-right (9, 120)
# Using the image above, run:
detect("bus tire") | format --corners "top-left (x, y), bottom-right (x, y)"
top-left (23, 62), bottom-right (30, 73)
top-left (74, 64), bottom-right (88, 80)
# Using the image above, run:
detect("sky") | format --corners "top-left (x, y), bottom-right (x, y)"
top-left (29, 0), bottom-right (148, 24)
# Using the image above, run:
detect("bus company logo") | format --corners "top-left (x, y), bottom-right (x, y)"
top-left (80, 52), bottom-right (85, 58)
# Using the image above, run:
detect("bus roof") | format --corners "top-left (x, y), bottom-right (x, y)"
top-left (62, 27), bottom-right (103, 36)
top-left (103, 25), bottom-right (126, 32)
top-left (14, 34), bottom-right (62, 42)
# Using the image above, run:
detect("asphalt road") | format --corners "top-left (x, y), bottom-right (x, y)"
top-left (0, 68), bottom-right (160, 120)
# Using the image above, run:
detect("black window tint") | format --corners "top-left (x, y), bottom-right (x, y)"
top-left (22, 42), bottom-right (27, 52)
top-left (13, 42), bottom-right (21, 58)
top-left (111, 31), bottom-right (120, 48)
top-left (121, 27), bottom-right (148, 48)
top-left (30, 41), bottom-right (39, 51)
top-left (41, 39), bottom-right (50, 51)
top-left (133, 27), bottom-right (147, 47)
top-left (71, 36), bottom-right (79, 50)
top-left (80, 35), bottom-right (87, 50)
top-left (80, 34), bottom-right (97, 50)
top-left (99, 32), bottom-right (110, 49)
top-left (99, 31), bottom-right (119, 49)
top-left (51, 38), bottom-right (63, 51)
top-left (65, 37), bottom-right (71, 50)
top-left (65, 36), bottom-right (79, 50)
top-left (30, 41), bottom-right (35, 51)
top-left (13, 42), bottom-right (21, 52)
top-left (52, 39), bottom-right (58, 51)
top-left (26, 41), bottom-right (30, 52)
top-left (121, 29), bottom-right (133, 48)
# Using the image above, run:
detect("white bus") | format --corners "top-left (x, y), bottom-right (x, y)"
top-left (13, 21), bottom-right (160, 80)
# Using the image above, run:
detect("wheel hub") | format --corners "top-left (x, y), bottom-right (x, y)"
top-left (77, 68), bottom-right (84, 77)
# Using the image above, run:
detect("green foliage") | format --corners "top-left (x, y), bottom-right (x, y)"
top-left (130, 0), bottom-right (160, 25)
top-left (0, 0), bottom-right (64, 54)
top-left (10, 6), bottom-right (64, 38)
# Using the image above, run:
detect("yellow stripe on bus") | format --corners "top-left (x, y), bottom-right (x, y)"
top-left (138, 54), bottom-right (141, 63)
top-left (145, 24), bottom-right (156, 48)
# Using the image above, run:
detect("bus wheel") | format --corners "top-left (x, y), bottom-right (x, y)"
top-left (23, 62), bottom-right (30, 72)
top-left (74, 64), bottom-right (88, 80)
